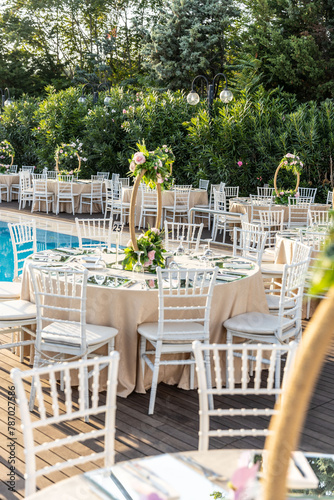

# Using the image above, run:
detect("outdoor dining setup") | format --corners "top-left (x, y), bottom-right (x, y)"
top-left (0, 141), bottom-right (334, 500)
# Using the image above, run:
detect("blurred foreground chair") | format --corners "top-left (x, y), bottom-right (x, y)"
top-left (193, 341), bottom-right (298, 450)
top-left (11, 353), bottom-right (119, 497)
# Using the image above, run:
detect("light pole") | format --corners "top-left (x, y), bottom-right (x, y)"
top-left (186, 73), bottom-right (233, 120)
top-left (0, 88), bottom-right (13, 107)
top-left (78, 83), bottom-right (111, 105)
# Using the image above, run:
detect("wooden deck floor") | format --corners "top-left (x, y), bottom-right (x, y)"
top-left (0, 320), bottom-right (333, 499)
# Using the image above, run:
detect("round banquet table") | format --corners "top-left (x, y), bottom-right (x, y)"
top-left (0, 172), bottom-right (19, 201)
top-left (229, 199), bottom-right (331, 224)
top-left (25, 449), bottom-right (333, 500)
top-left (122, 187), bottom-right (208, 227)
top-left (20, 250), bottom-right (268, 397)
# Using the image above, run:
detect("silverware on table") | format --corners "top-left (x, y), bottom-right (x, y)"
top-left (176, 454), bottom-right (226, 483)
top-left (109, 470), bottom-right (134, 500)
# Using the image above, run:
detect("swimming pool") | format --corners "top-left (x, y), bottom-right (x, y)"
top-left (0, 220), bottom-right (81, 281)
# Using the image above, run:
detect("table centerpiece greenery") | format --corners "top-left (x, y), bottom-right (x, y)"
top-left (128, 141), bottom-right (174, 189)
top-left (274, 153), bottom-right (304, 204)
top-left (0, 140), bottom-right (15, 172)
top-left (122, 227), bottom-right (166, 271)
top-left (55, 139), bottom-right (87, 176)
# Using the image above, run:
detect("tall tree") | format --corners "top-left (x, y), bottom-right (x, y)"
top-left (241, 0), bottom-right (334, 101)
top-left (142, 0), bottom-right (240, 89)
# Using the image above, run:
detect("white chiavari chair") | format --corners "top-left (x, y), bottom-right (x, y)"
top-left (11, 353), bottom-right (119, 497)
top-left (138, 266), bottom-right (218, 414)
top-left (28, 265), bottom-right (118, 413)
top-left (163, 185), bottom-right (192, 224)
top-left (75, 217), bottom-right (113, 250)
top-left (104, 180), bottom-right (130, 223)
top-left (257, 187), bottom-right (275, 197)
top-left (56, 174), bottom-right (76, 215)
top-left (138, 188), bottom-right (158, 229)
top-left (326, 190), bottom-right (333, 207)
top-left (193, 341), bottom-right (298, 451)
top-left (79, 176), bottom-right (104, 214)
top-left (97, 171), bottom-right (110, 180)
top-left (287, 196), bottom-right (312, 228)
top-left (164, 221), bottom-right (204, 253)
top-left (31, 177), bottom-right (55, 213)
top-left (199, 179), bottom-right (209, 190)
top-left (307, 209), bottom-right (332, 228)
top-left (46, 169), bottom-right (58, 179)
top-left (298, 187), bottom-right (317, 202)
top-left (9, 164), bottom-right (18, 173)
top-left (232, 226), bottom-right (268, 265)
top-left (18, 172), bottom-right (33, 210)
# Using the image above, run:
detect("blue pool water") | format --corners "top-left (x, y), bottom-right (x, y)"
top-left (0, 221), bottom-right (81, 281)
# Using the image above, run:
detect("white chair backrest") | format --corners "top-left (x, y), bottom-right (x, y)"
top-left (199, 179), bottom-right (209, 190)
top-left (46, 170), bottom-right (58, 179)
top-left (249, 194), bottom-right (273, 223)
top-left (75, 217), bottom-right (112, 250)
top-left (233, 226), bottom-right (268, 265)
top-left (119, 177), bottom-right (130, 186)
top-left (259, 209), bottom-right (284, 248)
top-left (288, 196), bottom-right (312, 228)
top-left (164, 221), bottom-right (204, 252)
top-left (156, 266), bottom-right (218, 341)
top-left (142, 188), bottom-right (157, 207)
top-left (209, 183), bottom-right (225, 207)
top-left (223, 186), bottom-right (239, 198)
top-left (241, 220), bottom-right (262, 232)
top-left (89, 178), bottom-right (103, 197)
top-left (213, 190), bottom-right (226, 212)
top-left (326, 190), bottom-right (333, 206)
top-left (112, 173), bottom-right (120, 183)
top-left (298, 187), bottom-right (317, 201)
top-left (97, 171), bottom-right (110, 180)
top-left (193, 341), bottom-right (298, 450)
top-left (32, 178), bottom-right (48, 193)
top-left (173, 186), bottom-right (191, 209)
top-left (29, 265), bottom-right (89, 355)
top-left (21, 166), bottom-right (35, 173)
top-left (9, 164), bottom-right (18, 173)
top-left (57, 175), bottom-right (74, 196)
top-left (307, 209), bottom-right (331, 227)
top-left (19, 171), bottom-right (32, 190)
top-left (11, 352), bottom-right (119, 497)
top-left (257, 187), bottom-right (275, 197)
top-left (8, 221), bottom-right (37, 278)
top-left (32, 173), bottom-right (47, 180)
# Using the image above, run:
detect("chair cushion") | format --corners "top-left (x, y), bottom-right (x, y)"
top-left (223, 311), bottom-right (292, 335)
top-left (0, 281), bottom-right (21, 300)
top-left (0, 300), bottom-right (36, 321)
top-left (41, 322), bottom-right (118, 347)
top-left (261, 263), bottom-right (284, 275)
top-left (138, 321), bottom-right (206, 342)
top-left (266, 294), bottom-right (295, 310)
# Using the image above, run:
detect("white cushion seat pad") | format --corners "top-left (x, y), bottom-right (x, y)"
top-left (41, 321), bottom-right (118, 346)
top-left (138, 321), bottom-right (205, 342)
top-left (0, 300), bottom-right (36, 321)
top-left (224, 311), bottom-right (293, 335)
top-left (261, 263), bottom-right (284, 274)
top-left (0, 281), bottom-right (21, 299)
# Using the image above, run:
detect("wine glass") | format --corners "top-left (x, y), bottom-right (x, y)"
top-left (175, 236), bottom-right (186, 256)
top-left (203, 239), bottom-right (214, 259)
top-left (94, 274), bottom-right (106, 286)
top-left (133, 251), bottom-right (146, 289)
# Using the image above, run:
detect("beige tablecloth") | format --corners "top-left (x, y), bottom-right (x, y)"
top-left (123, 188), bottom-right (208, 227)
top-left (230, 200), bottom-right (330, 223)
top-left (21, 256), bottom-right (268, 397)
top-left (31, 179), bottom-right (105, 214)
top-left (0, 173), bottom-right (19, 201)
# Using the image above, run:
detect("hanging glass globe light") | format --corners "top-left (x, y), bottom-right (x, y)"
top-left (78, 95), bottom-right (87, 104)
top-left (4, 98), bottom-right (13, 106)
top-left (187, 91), bottom-right (200, 105)
top-left (104, 95), bottom-right (112, 106)
top-left (220, 89), bottom-right (233, 103)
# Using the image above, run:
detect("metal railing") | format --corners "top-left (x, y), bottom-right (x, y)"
top-left (188, 207), bottom-right (244, 247)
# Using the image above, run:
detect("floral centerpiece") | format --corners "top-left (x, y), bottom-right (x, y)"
top-left (274, 153), bottom-right (304, 204)
top-left (55, 139), bottom-right (87, 176)
top-left (122, 227), bottom-right (166, 271)
top-left (128, 141), bottom-right (174, 188)
top-left (0, 140), bottom-right (15, 173)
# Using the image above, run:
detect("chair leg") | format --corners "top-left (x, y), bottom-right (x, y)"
top-left (29, 351), bottom-right (41, 411)
top-left (148, 345), bottom-right (162, 415)
top-left (275, 351), bottom-right (282, 390)
top-left (84, 364), bottom-right (89, 423)
top-left (203, 346), bottom-right (214, 409)
top-left (140, 336), bottom-right (147, 380)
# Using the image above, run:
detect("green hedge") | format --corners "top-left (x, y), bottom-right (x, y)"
top-left (0, 84), bottom-right (333, 202)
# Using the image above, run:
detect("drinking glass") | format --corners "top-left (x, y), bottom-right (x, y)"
top-left (133, 251), bottom-right (146, 289)
top-left (94, 274), bottom-right (106, 286)
top-left (175, 236), bottom-right (186, 256)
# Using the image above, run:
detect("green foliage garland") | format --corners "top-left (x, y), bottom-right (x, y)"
top-left (122, 228), bottom-right (166, 271)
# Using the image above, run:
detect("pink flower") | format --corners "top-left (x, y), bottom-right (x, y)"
top-left (147, 250), bottom-right (155, 261)
top-left (148, 279), bottom-right (155, 289)
top-left (286, 153), bottom-right (294, 158)
top-left (144, 260), bottom-right (152, 267)
top-left (295, 192), bottom-right (299, 197)
top-left (151, 228), bottom-right (160, 234)
top-left (60, 149), bottom-right (63, 153)
top-left (69, 170), bottom-right (73, 174)
top-left (133, 152), bottom-right (146, 165)
top-left (237, 161), bottom-right (243, 167)
top-left (154, 166), bottom-right (157, 170)
top-left (229, 463), bottom-right (259, 500)
top-left (129, 161), bottom-right (136, 172)
top-left (157, 176), bottom-right (164, 184)
top-left (280, 191), bottom-right (285, 195)
top-left (122, 109), bottom-right (127, 114)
